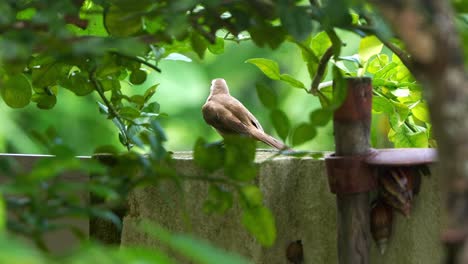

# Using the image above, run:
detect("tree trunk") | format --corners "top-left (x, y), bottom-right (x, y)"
top-left (370, 1), bottom-right (468, 262)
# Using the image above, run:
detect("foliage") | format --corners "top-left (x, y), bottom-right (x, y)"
top-left (194, 136), bottom-right (276, 246)
top-left (0, 216), bottom-right (251, 264)
top-left (247, 14), bottom-right (433, 148)
top-left (0, 0), bottom-right (449, 262)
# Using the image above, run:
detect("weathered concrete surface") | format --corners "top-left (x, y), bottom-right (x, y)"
top-left (120, 151), bottom-right (444, 264)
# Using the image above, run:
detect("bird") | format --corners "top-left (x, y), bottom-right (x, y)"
top-left (202, 78), bottom-right (287, 150)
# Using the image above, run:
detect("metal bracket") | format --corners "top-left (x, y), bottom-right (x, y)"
top-left (325, 152), bottom-right (377, 194)
top-left (325, 148), bottom-right (437, 194)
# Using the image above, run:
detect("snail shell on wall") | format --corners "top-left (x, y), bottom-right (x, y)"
top-left (371, 199), bottom-right (393, 254)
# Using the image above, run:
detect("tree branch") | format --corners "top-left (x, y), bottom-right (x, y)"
top-left (89, 69), bottom-right (132, 151)
top-left (379, 38), bottom-right (412, 69)
top-left (354, 15), bottom-right (413, 70)
top-left (111, 51), bottom-right (161, 73)
top-left (309, 46), bottom-right (333, 95)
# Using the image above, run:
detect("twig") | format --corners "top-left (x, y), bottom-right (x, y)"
top-left (111, 51), bottom-right (161, 73)
top-left (325, 29), bottom-right (343, 58)
top-left (356, 14), bottom-right (413, 70)
top-left (89, 69), bottom-right (132, 151)
top-left (381, 39), bottom-right (413, 69)
top-left (64, 15), bottom-right (89, 29)
top-left (309, 46), bottom-right (334, 95)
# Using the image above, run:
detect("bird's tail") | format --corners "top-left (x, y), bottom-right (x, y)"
top-left (251, 130), bottom-right (288, 150)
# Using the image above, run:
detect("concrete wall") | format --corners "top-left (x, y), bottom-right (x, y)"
top-left (121, 151), bottom-right (444, 264)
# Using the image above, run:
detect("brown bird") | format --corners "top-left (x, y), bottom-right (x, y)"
top-left (202, 78), bottom-right (287, 150)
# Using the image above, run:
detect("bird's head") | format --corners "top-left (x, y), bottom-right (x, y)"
top-left (210, 78), bottom-right (230, 95)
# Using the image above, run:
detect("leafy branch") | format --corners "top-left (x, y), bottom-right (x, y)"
top-left (89, 69), bottom-right (132, 151)
top-left (352, 15), bottom-right (413, 70)
top-left (111, 51), bottom-right (162, 73)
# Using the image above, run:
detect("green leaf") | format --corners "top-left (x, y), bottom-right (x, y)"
top-left (454, 0), bottom-right (468, 12)
top-left (279, 74), bottom-right (306, 90)
top-left (129, 69), bottom-right (147, 85)
top-left (374, 62), bottom-right (398, 80)
top-left (64, 72), bottom-right (94, 96)
top-left (239, 185), bottom-right (263, 208)
top-left (270, 109), bottom-right (290, 141)
top-left (310, 32), bottom-right (332, 57)
top-left (331, 66), bottom-right (347, 109)
top-left (249, 24), bottom-right (286, 49)
top-left (144, 84), bottom-right (159, 102)
top-left (104, 6), bottom-right (142, 37)
top-left (333, 60), bottom-right (351, 74)
top-left (309, 108), bottom-right (332, 127)
top-left (0, 234), bottom-right (46, 264)
top-left (96, 54), bottom-right (121, 78)
top-left (114, 246), bottom-right (176, 264)
top-left (203, 185), bottom-right (233, 214)
top-left (256, 83), bottom-right (277, 109)
top-left (227, 165), bottom-right (257, 182)
top-left (1, 74), bottom-right (32, 108)
top-left (247, 59), bottom-right (304, 90)
top-left (130, 95), bottom-right (145, 106)
top-left (224, 136), bottom-right (257, 181)
top-left (100, 78), bottom-right (120, 92)
top-left (119, 106), bottom-right (140, 119)
top-left (359, 36), bottom-right (383, 63)
top-left (139, 221), bottom-right (252, 264)
top-left (31, 61), bottom-right (70, 88)
top-left (306, 61), bottom-right (319, 81)
top-left (295, 37), bottom-right (319, 63)
top-left (412, 101), bottom-right (430, 123)
top-left (292, 123), bottom-right (317, 146)
top-left (372, 96), bottom-right (393, 114)
top-left (242, 206), bottom-right (276, 247)
top-left (389, 127), bottom-right (428, 148)
top-left (322, 0), bottom-right (352, 28)
top-left (90, 184), bottom-right (120, 201)
top-left (279, 4), bottom-right (313, 41)
top-left (245, 58), bottom-right (281, 80)
top-left (28, 157), bottom-right (80, 181)
top-left (193, 138), bottom-right (225, 173)
top-left (367, 54), bottom-right (389, 74)
top-left (389, 101), bottom-right (410, 129)
top-left (190, 32), bottom-right (208, 59)
top-left (142, 101), bottom-right (160, 114)
top-left (32, 93), bottom-right (57, 109)
top-left (208, 37), bottom-right (225, 55)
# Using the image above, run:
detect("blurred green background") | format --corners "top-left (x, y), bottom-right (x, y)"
top-left (0, 30), bottom-right (390, 155)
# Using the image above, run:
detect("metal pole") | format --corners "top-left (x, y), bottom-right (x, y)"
top-left (333, 77), bottom-right (372, 264)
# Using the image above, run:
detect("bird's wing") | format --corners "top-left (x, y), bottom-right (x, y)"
top-left (202, 100), bottom-right (250, 135)
top-left (243, 110), bottom-right (264, 132)
top-left (224, 97), bottom-right (264, 132)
